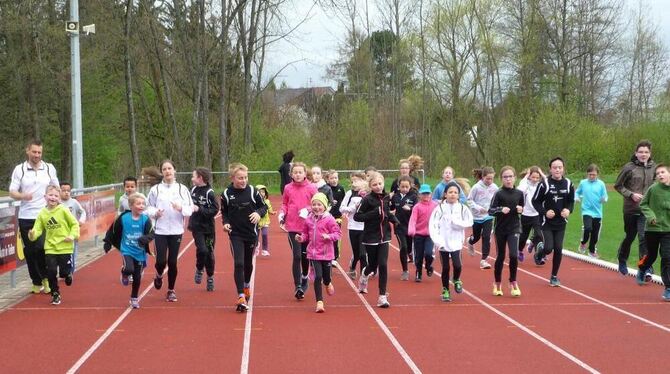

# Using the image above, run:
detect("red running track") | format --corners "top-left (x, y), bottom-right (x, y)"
top-left (2, 195), bottom-right (669, 373)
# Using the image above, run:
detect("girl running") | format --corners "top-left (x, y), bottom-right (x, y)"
top-left (146, 159), bottom-right (193, 302)
top-left (355, 171), bottom-right (398, 308)
top-left (517, 166), bottom-right (544, 259)
top-left (391, 176), bottom-right (417, 280)
top-left (429, 182), bottom-right (473, 302)
top-left (408, 184), bottom-right (438, 282)
top-left (466, 167), bottom-right (498, 269)
top-left (296, 193), bottom-right (341, 312)
top-left (532, 157), bottom-right (575, 287)
top-left (255, 185), bottom-right (276, 256)
top-left (489, 166), bottom-right (525, 297)
top-left (221, 163), bottom-right (267, 312)
top-left (575, 164), bottom-right (608, 258)
top-left (279, 162), bottom-right (318, 299)
top-left (339, 172), bottom-right (368, 279)
top-left (189, 167), bottom-right (219, 291)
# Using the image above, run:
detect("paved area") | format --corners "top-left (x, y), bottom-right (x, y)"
top-left (0, 238), bottom-right (104, 311)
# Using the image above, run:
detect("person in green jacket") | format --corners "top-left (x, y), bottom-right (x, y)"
top-left (636, 164), bottom-right (670, 301)
top-left (29, 185), bottom-right (80, 305)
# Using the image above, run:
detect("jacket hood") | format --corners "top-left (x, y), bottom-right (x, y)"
top-left (630, 153), bottom-right (654, 167)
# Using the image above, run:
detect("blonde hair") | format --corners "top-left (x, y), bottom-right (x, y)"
top-left (45, 185), bottom-right (60, 194)
top-left (228, 162), bottom-right (248, 176)
top-left (500, 166), bottom-right (516, 177)
top-left (128, 192), bottom-right (147, 207)
top-left (454, 178), bottom-right (471, 196)
top-left (367, 171), bottom-right (384, 188)
top-left (407, 154), bottom-right (424, 172)
top-left (290, 162), bottom-right (307, 174)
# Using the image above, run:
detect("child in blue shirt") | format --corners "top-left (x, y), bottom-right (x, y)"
top-left (575, 164), bottom-right (608, 258)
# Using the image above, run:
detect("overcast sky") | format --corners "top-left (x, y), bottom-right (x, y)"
top-left (264, 0), bottom-right (670, 89)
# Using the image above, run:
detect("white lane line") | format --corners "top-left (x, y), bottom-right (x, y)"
top-left (67, 238), bottom-right (195, 374)
top-left (240, 252), bottom-right (258, 374)
top-left (389, 243), bottom-right (599, 373)
top-left (334, 261), bottom-right (422, 374)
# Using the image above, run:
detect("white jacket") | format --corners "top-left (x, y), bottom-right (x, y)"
top-left (429, 201), bottom-right (473, 252)
top-left (339, 190), bottom-right (364, 231)
top-left (517, 177), bottom-right (539, 217)
top-left (146, 182), bottom-right (193, 235)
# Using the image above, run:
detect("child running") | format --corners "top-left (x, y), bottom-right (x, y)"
top-left (59, 181), bottom-right (86, 273)
top-left (517, 166), bottom-right (544, 258)
top-left (575, 164), bottom-right (608, 258)
top-left (408, 184), bottom-right (438, 282)
top-left (339, 172), bottom-right (368, 279)
top-left (429, 182), bottom-right (473, 302)
top-left (296, 193), bottom-right (341, 312)
top-left (391, 176), bottom-right (417, 280)
top-left (279, 162), bottom-right (318, 299)
top-left (488, 166), bottom-right (525, 297)
top-left (103, 192), bottom-right (154, 308)
top-left (256, 185), bottom-right (276, 256)
top-left (636, 164), bottom-right (670, 300)
top-left (466, 167), bottom-right (498, 268)
top-left (221, 163), bottom-right (267, 312)
top-left (432, 166), bottom-right (467, 203)
top-left (326, 170), bottom-right (346, 265)
top-left (355, 171), bottom-right (398, 308)
top-left (532, 157), bottom-right (575, 286)
top-left (189, 167), bottom-right (219, 291)
top-left (118, 176), bottom-right (138, 214)
top-left (146, 159), bottom-right (193, 302)
top-left (29, 185), bottom-right (80, 305)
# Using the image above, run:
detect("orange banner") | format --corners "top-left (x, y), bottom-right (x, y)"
top-left (76, 190), bottom-right (117, 242)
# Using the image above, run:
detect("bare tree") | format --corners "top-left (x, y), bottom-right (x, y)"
top-left (124, 0), bottom-right (140, 175)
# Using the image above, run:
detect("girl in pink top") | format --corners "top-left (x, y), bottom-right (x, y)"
top-left (408, 184), bottom-right (438, 282)
top-left (279, 162), bottom-right (318, 299)
top-left (296, 193), bottom-right (341, 312)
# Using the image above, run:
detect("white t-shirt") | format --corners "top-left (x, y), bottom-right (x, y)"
top-left (9, 161), bottom-right (59, 219)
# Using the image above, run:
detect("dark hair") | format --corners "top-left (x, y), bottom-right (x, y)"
top-left (655, 163), bottom-right (668, 172)
top-left (500, 166), bottom-right (516, 177)
top-left (472, 166), bottom-right (495, 181)
top-left (549, 157), bottom-right (564, 167)
top-left (397, 175), bottom-right (413, 186)
top-left (586, 164), bottom-right (599, 174)
top-left (194, 167), bottom-right (212, 185)
top-left (59, 181), bottom-right (71, 188)
top-left (282, 150), bottom-right (295, 163)
top-left (123, 176), bottom-right (138, 185)
top-left (160, 159), bottom-right (175, 171)
top-left (636, 140), bottom-right (652, 151)
top-left (27, 139), bottom-right (43, 147)
top-left (364, 166), bottom-right (377, 173)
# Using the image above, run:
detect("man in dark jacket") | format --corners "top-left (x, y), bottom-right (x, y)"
top-left (614, 140), bottom-right (656, 276)
top-left (278, 150), bottom-right (294, 195)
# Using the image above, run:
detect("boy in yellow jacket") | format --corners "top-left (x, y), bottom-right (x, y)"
top-left (29, 185), bottom-right (80, 305)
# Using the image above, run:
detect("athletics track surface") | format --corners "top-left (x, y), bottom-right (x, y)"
top-left (2, 196), bottom-right (669, 373)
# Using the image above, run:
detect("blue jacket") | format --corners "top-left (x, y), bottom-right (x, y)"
top-left (575, 179), bottom-right (608, 218)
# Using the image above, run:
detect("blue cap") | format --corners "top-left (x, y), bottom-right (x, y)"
top-left (418, 184), bottom-right (432, 194)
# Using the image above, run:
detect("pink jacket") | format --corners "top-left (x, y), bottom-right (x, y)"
top-left (279, 180), bottom-right (318, 232)
top-left (300, 213), bottom-right (341, 261)
top-left (408, 200), bottom-right (437, 236)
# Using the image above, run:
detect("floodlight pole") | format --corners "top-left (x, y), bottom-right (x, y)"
top-left (70, 0), bottom-right (84, 189)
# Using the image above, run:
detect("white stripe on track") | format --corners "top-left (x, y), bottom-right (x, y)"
top-left (67, 238), bottom-right (195, 374)
top-left (389, 243), bottom-right (600, 373)
top-left (240, 252), bottom-right (257, 374)
top-left (334, 262), bottom-right (422, 374)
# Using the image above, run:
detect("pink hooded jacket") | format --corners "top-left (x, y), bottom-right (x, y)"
top-left (300, 212), bottom-right (341, 261)
top-left (279, 180), bottom-right (318, 232)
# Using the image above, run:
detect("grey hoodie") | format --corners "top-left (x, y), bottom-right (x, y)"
top-left (614, 154), bottom-right (656, 214)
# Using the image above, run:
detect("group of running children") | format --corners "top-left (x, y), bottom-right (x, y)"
top-left (33, 155), bottom-right (670, 312)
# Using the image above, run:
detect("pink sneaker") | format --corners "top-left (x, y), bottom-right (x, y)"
top-left (326, 283), bottom-right (335, 296)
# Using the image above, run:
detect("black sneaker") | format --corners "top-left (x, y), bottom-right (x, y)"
top-left (51, 292), bottom-right (61, 305)
top-left (294, 287), bottom-right (305, 300)
top-left (206, 277), bottom-right (214, 292)
top-left (415, 272), bottom-right (422, 283)
top-left (65, 274), bottom-right (73, 286)
top-left (195, 269), bottom-right (203, 284)
top-left (426, 266), bottom-right (434, 277)
top-left (154, 275), bottom-right (163, 290)
top-left (300, 276), bottom-right (309, 293)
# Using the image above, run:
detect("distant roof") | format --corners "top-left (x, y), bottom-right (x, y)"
top-left (267, 87), bottom-right (335, 107)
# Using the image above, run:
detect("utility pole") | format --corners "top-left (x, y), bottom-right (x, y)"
top-left (70, 0), bottom-right (84, 189)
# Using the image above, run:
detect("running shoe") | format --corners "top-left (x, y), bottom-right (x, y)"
top-left (377, 294), bottom-right (390, 308)
top-left (65, 274), bottom-right (73, 286)
top-left (588, 251), bottom-right (599, 259)
top-left (261, 250), bottom-right (270, 256)
top-left (154, 275), bottom-right (163, 290)
top-left (294, 287), bottom-right (305, 300)
top-left (121, 272), bottom-right (129, 286)
top-left (326, 283), bottom-right (335, 296)
top-left (166, 290), bottom-right (178, 302)
top-left (618, 261), bottom-right (628, 276)
top-left (236, 296), bottom-right (249, 312)
top-left (549, 276), bottom-right (561, 287)
top-left (467, 239), bottom-right (475, 256)
top-left (578, 243), bottom-right (587, 254)
top-left (441, 288), bottom-right (451, 302)
top-left (194, 269), bottom-right (203, 284)
top-left (663, 288), bottom-right (670, 302)
top-left (301, 275), bottom-right (310, 293)
top-left (636, 270), bottom-right (647, 285)
top-left (492, 283), bottom-right (503, 296)
top-left (453, 280), bottom-right (463, 294)
top-left (331, 260), bottom-right (339, 267)
top-left (400, 271), bottom-right (409, 281)
top-left (533, 251), bottom-right (545, 266)
top-left (426, 266), bottom-right (434, 277)
top-left (480, 260), bottom-right (491, 269)
top-left (206, 277), bottom-right (214, 292)
top-left (42, 278), bottom-right (51, 294)
top-left (316, 301), bottom-right (325, 313)
top-left (31, 284), bottom-right (43, 294)
top-left (130, 297), bottom-right (140, 309)
top-left (510, 281), bottom-right (521, 297)
top-left (358, 271), bottom-right (369, 294)
top-left (527, 240), bottom-right (534, 253)
top-left (645, 268), bottom-right (653, 282)
top-left (415, 272), bottom-right (422, 283)
top-left (244, 287), bottom-right (251, 301)
top-left (518, 251), bottom-right (525, 262)
top-left (51, 292), bottom-right (61, 305)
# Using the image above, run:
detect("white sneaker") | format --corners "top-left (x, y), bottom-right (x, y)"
top-left (480, 259), bottom-right (491, 269)
top-left (467, 239), bottom-right (475, 256)
top-left (377, 294), bottom-right (390, 308)
top-left (331, 260), bottom-right (339, 267)
top-left (261, 250), bottom-right (270, 256)
top-left (358, 270), bottom-right (369, 294)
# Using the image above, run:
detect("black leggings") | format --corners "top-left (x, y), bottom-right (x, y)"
top-left (494, 232), bottom-right (520, 283)
top-left (122, 255), bottom-right (145, 298)
top-left (618, 213), bottom-right (647, 261)
top-left (193, 231), bottom-right (215, 277)
top-left (230, 236), bottom-right (256, 294)
top-left (541, 227), bottom-right (566, 277)
top-left (288, 232), bottom-right (309, 288)
top-left (154, 234), bottom-right (182, 290)
top-left (581, 216), bottom-right (602, 253)
top-left (413, 234), bottom-right (434, 275)
top-left (311, 260), bottom-right (332, 301)
top-left (395, 232), bottom-right (411, 272)
top-left (439, 251), bottom-right (462, 290)
top-left (470, 220), bottom-right (493, 260)
top-left (19, 219), bottom-right (47, 285)
top-left (348, 230), bottom-right (367, 272)
top-left (363, 243), bottom-right (389, 295)
top-left (46, 254), bottom-right (72, 294)
top-left (519, 215), bottom-right (542, 252)
top-left (639, 231), bottom-right (670, 287)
